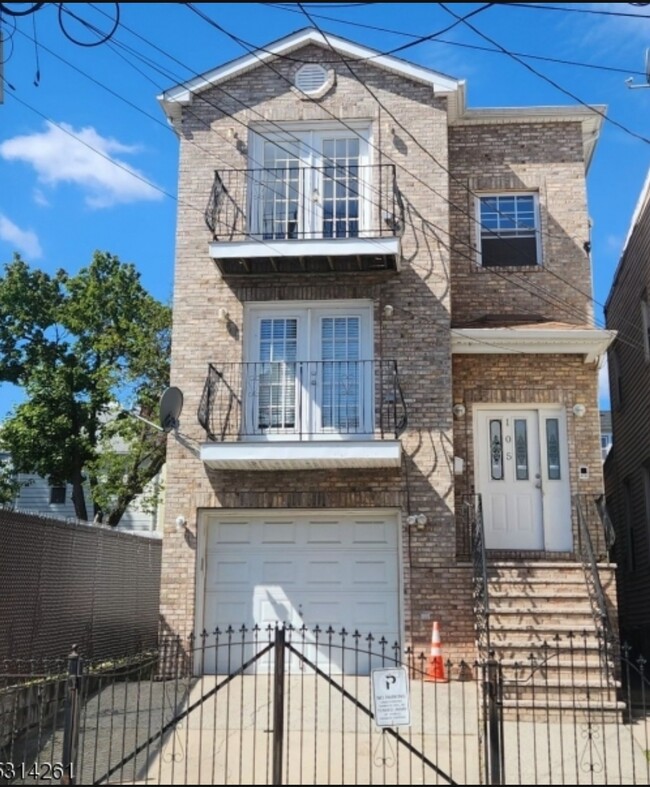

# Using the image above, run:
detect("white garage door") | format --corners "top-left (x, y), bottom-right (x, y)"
top-left (199, 510), bottom-right (401, 674)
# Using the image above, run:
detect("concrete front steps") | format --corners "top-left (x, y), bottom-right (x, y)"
top-left (484, 562), bottom-right (623, 717)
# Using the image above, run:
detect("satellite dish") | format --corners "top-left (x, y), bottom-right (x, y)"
top-left (159, 387), bottom-right (184, 433)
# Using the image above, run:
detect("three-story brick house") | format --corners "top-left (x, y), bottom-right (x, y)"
top-left (157, 29), bottom-right (616, 682)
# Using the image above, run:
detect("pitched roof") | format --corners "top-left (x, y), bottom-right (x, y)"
top-left (158, 27), bottom-right (462, 122)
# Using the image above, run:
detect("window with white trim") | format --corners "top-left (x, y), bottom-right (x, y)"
top-left (249, 124), bottom-right (371, 241)
top-left (244, 302), bottom-right (374, 439)
top-left (477, 193), bottom-right (540, 267)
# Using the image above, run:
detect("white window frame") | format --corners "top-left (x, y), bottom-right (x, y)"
top-left (475, 192), bottom-right (542, 268)
top-left (248, 122), bottom-right (373, 240)
top-left (243, 300), bottom-right (375, 441)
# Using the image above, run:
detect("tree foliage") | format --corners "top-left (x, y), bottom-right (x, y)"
top-left (0, 252), bottom-right (171, 526)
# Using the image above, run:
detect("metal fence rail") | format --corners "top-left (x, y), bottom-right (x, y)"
top-left (2, 627), bottom-right (650, 785)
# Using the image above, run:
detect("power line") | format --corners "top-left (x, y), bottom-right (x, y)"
top-left (69, 5), bottom-right (643, 349)
top-left (439, 2), bottom-right (650, 146)
top-left (179, 4), bottom-right (625, 335)
top-left (262, 2), bottom-right (645, 77)
top-left (494, 3), bottom-right (650, 19)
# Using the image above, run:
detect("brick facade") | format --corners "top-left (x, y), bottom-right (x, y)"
top-left (159, 36), bottom-right (611, 664)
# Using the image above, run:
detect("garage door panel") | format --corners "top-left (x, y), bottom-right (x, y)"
top-left (352, 560), bottom-right (392, 585)
top-left (207, 559), bottom-right (251, 587)
top-left (305, 560), bottom-right (343, 584)
top-left (201, 511), bottom-right (400, 675)
top-left (305, 521), bottom-right (343, 544)
top-left (353, 599), bottom-right (393, 628)
top-left (352, 520), bottom-right (394, 545)
top-left (261, 560), bottom-right (298, 583)
top-left (261, 521), bottom-right (297, 543)
top-left (209, 521), bottom-right (252, 547)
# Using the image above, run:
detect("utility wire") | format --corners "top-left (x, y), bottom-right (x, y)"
top-left (494, 3), bottom-right (650, 19)
top-left (74, 5), bottom-right (642, 349)
top-left (439, 2), bottom-right (650, 146)
top-left (112, 3), bottom-right (625, 337)
top-left (262, 2), bottom-right (645, 77)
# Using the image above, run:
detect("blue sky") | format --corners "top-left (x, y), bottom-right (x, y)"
top-left (1, 2), bottom-right (649, 418)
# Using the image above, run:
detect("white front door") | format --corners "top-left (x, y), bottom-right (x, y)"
top-left (475, 407), bottom-right (572, 551)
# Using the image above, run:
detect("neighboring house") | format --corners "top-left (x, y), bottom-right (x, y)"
top-left (604, 168), bottom-right (650, 655)
top-left (600, 410), bottom-right (613, 461)
top-left (157, 29), bottom-right (617, 692)
top-left (0, 451), bottom-right (164, 535)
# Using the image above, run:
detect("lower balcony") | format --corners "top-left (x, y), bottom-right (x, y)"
top-left (197, 360), bottom-right (406, 470)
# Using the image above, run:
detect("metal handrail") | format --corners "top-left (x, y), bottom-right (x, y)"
top-left (469, 494), bottom-right (491, 657)
top-left (204, 164), bottom-right (403, 242)
top-left (197, 360), bottom-right (407, 442)
top-left (574, 494), bottom-right (618, 674)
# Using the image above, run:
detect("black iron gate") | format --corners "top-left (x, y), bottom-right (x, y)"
top-left (4, 627), bottom-right (650, 785)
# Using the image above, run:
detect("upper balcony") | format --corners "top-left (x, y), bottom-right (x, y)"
top-left (197, 360), bottom-right (406, 470)
top-left (204, 164), bottom-right (403, 277)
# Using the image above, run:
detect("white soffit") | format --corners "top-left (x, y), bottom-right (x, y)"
top-left (158, 27), bottom-right (461, 121)
top-left (451, 327), bottom-right (617, 365)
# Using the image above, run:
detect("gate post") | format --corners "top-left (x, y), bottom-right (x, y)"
top-left (61, 645), bottom-right (83, 785)
top-left (272, 626), bottom-right (286, 786)
top-left (485, 655), bottom-right (503, 785)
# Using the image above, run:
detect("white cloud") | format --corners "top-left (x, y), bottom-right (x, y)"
top-left (0, 214), bottom-right (42, 259)
top-left (573, 4), bottom-right (650, 53)
top-left (0, 121), bottom-right (162, 208)
top-left (33, 189), bottom-right (50, 208)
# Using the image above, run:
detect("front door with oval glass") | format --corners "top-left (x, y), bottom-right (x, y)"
top-left (475, 408), bottom-right (572, 551)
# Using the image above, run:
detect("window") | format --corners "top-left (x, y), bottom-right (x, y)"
top-left (478, 193), bottom-right (540, 267)
top-left (245, 302), bottom-right (373, 438)
top-left (49, 485), bottom-right (66, 505)
top-left (249, 125), bottom-right (370, 241)
top-left (641, 295), bottom-right (650, 361)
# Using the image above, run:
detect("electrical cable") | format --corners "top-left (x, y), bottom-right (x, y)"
top-left (262, 2), bottom-right (645, 77)
top-left (439, 2), bottom-right (650, 146)
top-left (57, 1), bottom-right (119, 48)
top-left (15, 6), bottom-right (636, 354)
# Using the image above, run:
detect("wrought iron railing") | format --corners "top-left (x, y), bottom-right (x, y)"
top-left (467, 494), bottom-right (491, 657)
top-left (575, 492), bottom-right (615, 564)
top-left (574, 494), bottom-right (618, 675)
top-left (204, 164), bottom-right (404, 243)
top-left (198, 360), bottom-right (407, 442)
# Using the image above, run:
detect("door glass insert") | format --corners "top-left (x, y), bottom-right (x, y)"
top-left (489, 419), bottom-right (503, 480)
top-left (545, 418), bottom-right (561, 480)
top-left (321, 138), bottom-right (360, 239)
top-left (261, 141), bottom-right (301, 240)
top-left (257, 318), bottom-right (297, 430)
top-left (514, 419), bottom-right (529, 480)
top-left (320, 316), bottom-right (360, 431)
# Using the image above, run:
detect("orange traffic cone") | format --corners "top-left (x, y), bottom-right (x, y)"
top-left (424, 621), bottom-right (448, 682)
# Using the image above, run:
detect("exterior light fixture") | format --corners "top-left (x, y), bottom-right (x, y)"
top-left (572, 404), bottom-right (586, 418)
top-left (175, 515), bottom-right (187, 532)
top-left (452, 403), bottom-right (466, 418)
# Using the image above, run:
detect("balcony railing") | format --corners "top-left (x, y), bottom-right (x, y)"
top-left (198, 360), bottom-right (407, 442)
top-left (205, 164), bottom-right (403, 244)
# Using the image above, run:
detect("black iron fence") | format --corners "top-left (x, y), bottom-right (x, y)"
top-left (205, 165), bottom-right (403, 243)
top-left (3, 627), bottom-right (650, 785)
top-left (198, 360), bottom-right (408, 442)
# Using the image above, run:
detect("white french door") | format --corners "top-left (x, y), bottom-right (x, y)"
top-left (250, 127), bottom-right (371, 240)
top-left (475, 407), bottom-right (572, 551)
top-left (245, 304), bottom-right (373, 439)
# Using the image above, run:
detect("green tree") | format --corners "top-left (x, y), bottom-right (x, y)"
top-left (0, 252), bottom-right (171, 526)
